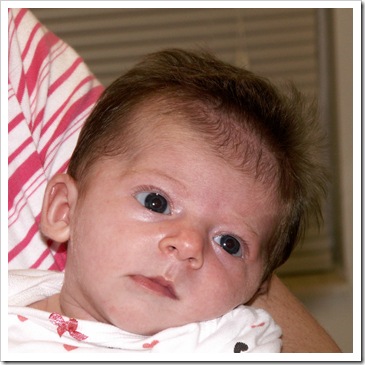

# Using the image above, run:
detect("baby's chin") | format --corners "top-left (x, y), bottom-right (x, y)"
top-left (107, 307), bottom-right (209, 335)
top-left (111, 308), bottom-right (234, 336)
top-left (122, 313), bottom-right (195, 336)
top-left (113, 317), bottom-right (191, 336)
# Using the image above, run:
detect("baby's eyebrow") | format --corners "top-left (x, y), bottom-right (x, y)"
top-left (127, 168), bottom-right (188, 194)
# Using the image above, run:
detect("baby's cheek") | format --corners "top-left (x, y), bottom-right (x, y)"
top-left (233, 266), bottom-right (263, 304)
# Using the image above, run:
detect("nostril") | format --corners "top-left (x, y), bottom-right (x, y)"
top-left (167, 245), bottom-right (176, 252)
top-left (187, 255), bottom-right (203, 270)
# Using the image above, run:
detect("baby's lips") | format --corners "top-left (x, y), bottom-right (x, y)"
top-left (130, 274), bottom-right (178, 300)
top-left (150, 276), bottom-right (178, 299)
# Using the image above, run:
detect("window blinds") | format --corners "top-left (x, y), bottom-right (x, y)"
top-left (31, 7), bottom-right (334, 275)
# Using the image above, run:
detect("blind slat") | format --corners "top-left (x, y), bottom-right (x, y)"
top-left (66, 24), bottom-right (239, 50)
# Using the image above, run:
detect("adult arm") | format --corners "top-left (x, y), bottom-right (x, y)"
top-left (250, 275), bottom-right (341, 353)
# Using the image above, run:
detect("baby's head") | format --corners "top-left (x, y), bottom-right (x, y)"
top-left (68, 49), bottom-right (327, 282)
top-left (42, 49), bottom-right (327, 335)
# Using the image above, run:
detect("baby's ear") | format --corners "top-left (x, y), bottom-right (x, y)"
top-left (40, 173), bottom-right (78, 243)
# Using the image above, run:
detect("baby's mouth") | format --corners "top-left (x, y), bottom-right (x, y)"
top-left (130, 275), bottom-right (178, 300)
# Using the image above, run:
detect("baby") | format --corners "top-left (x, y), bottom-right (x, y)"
top-left (8, 49), bottom-right (327, 354)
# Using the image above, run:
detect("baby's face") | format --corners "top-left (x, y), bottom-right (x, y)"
top-left (62, 117), bottom-right (279, 336)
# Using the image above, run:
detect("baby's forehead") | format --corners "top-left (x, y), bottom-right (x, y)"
top-left (130, 98), bottom-right (279, 190)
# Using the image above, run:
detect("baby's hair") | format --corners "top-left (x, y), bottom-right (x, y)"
top-left (68, 49), bottom-right (328, 283)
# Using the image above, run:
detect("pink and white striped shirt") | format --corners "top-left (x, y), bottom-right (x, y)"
top-left (8, 8), bottom-right (104, 270)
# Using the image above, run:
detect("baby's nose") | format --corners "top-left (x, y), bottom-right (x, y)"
top-left (159, 228), bottom-right (205, 269)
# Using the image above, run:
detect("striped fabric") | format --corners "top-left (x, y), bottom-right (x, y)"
top-left (8, 8), bottom-right (104, 270)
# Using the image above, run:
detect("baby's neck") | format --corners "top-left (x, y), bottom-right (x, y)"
top-left (27, 293), bottom-right (62, 314)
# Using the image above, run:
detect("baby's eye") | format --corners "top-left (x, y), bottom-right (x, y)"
top-left (135, 192), bottom-right (171, 214)
top-left (213, 235), bottom-right (242, 257)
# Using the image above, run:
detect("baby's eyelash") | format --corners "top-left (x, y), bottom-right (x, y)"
top-left (213, 233), bottom-right (247, 259)
top-left (133, 185), bottom-right (174, 211)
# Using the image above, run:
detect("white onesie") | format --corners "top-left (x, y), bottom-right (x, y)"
top-left (8, 269), bottom-right (282, 353)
